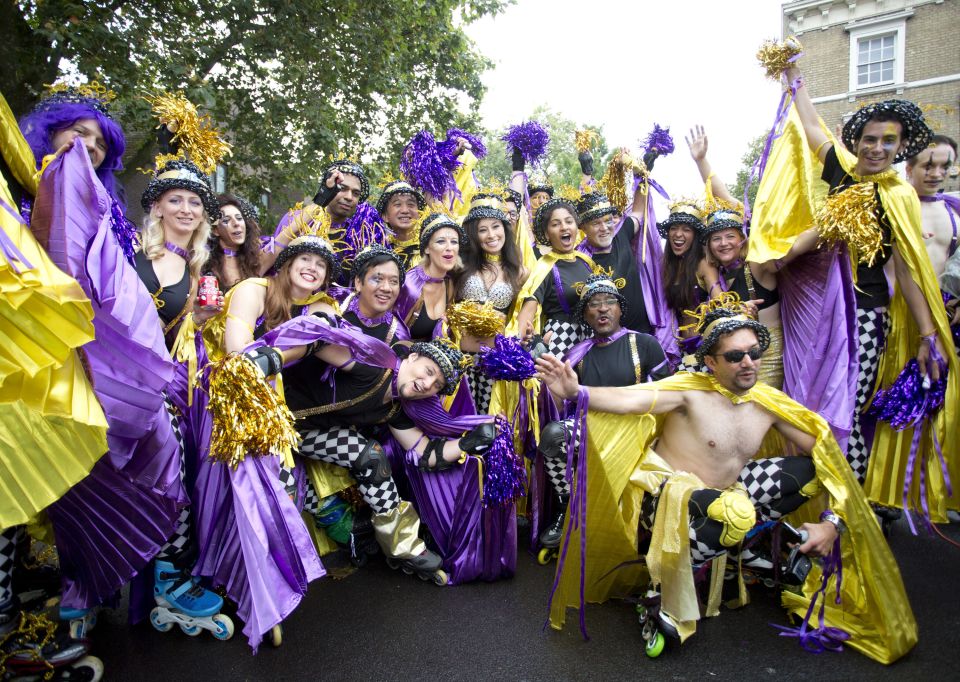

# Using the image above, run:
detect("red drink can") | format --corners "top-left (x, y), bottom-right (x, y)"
top-left (197, 276), bottom-right (219, 307)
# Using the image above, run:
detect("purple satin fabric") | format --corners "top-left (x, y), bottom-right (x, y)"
top-left (779, 247), bottom-right (859, 451)
top-left (40, 142), bottom-right (185, 609)
top-left (562, 328), bottom-right (630, 368)
top-left (395, 264), bottom-right (432, 322)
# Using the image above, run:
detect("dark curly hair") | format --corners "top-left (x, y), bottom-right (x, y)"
top-left (207, 194), bottom-right (263, 287)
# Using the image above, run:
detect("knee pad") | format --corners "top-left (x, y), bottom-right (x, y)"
top-left (538, 420), bottom-right (570, 459)
top-left (783, 457), bottom-right (821, 498)
top-left (351, 440), bottom-right (392, 486)
top-left (706, 490), bottom-right (756, 547)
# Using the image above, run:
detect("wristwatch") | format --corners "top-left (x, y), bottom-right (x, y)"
top-left (820, 510), bottom-right (847, 536)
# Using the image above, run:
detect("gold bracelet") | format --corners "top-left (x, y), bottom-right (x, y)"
top-left (918, 329), bottom-right (936, 339)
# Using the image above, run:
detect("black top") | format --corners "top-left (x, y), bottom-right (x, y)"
top-left (531, 257), bottom-right (594, 323)
top-left (821, 147), bottom-right (892, 309)
top-left (343, 309), bottom-right (403, 345)
top-left (727, 265), bottom-right (779, 310)
top-left (575, 332), bottom-right (670, 387)
top-left (591, 217), bottom-right (652, 334)
top-left (134, 250), bottom-right (190, 327)
top-left (408, 307), bottom-right (438, 341)
top-left (285, 358), bottom-right (415, 436)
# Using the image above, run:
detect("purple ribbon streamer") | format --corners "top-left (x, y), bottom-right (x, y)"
top-left (0, 195), bottom-right (35, 273)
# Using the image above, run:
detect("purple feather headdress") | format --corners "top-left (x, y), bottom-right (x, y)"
top-left (501, 121), bottom-right (550, 167)
top-left (642, 124), bottom-right (675, 157)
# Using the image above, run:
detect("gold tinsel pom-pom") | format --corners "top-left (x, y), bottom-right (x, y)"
top-left (143, 92), bottom-right (232, 175)
top-left (678, 291), bottom-right (746, 335)
top-left (815, 183), bottom-right (883, 266)
top-left (206, 354), bottom-right (300, 469)
top-left (575, 129), bottom-right (600, 154)
top-left (756, 36), bottom-right (804, 80)
top-left (597, 148), bottom-right (634, 213)
top-left (447, 300), bottom-right (505, 339)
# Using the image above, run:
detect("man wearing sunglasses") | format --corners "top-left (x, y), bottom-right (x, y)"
top-left (535, 274), bottom-right (670, 559)
top-left (536, 306), bottom-right (914, 662)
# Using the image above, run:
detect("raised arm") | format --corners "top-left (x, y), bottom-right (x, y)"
top-left (892, 243), bottom-right (948, 381)
top-left (535, 354), bottom-right (684, 415)
top-left (784, 65), bottom-right (830, 162)
top-left (686, 125), bottom-right (737, 206)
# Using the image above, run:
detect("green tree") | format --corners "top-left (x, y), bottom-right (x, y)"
top-left (4, 0), bottom-right (509, 222)
top-left (732, 133), bottom-right (768, 209)
top-left (475, 105), bottom-right (610, 192)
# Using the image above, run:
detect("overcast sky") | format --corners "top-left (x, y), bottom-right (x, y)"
top-left (465, 0), bottom-right (788, 204)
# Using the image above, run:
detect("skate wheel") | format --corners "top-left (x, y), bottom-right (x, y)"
top-left (762, 577), bottom-right (776, 588)
top-left (149, 607), bottom-right (173, 633)
top-left (70, 655), bottom-right (105, 682)
top-left (537, 548), bottom-right (553, 565)
top-left (401, 564), bottom-right (414, 575)
top-left (645, 631), bottom-right (665, 658)
top-left (385, 557), bottom-right (400, 570)
top-left (69, 619), bottom-right (86, 639)
top-left (270, 624), bottom-right (282, 647)
top-left (212, 614), bottom-right (235, 641)
top-left (180, 623), bottom-right (202, 636)
top-left (432, 570), bottom-right (449, 586)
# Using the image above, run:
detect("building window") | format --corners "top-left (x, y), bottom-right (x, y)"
top-left (847, 15), bottom-right (907, 92)
top-left (856, 34), bottom-right (895, 87)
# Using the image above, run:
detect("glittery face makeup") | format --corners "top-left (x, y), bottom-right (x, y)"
top-left (855, 120), bottom-right (904, 174)
top-left (907, 143), bottom-right (957, 195)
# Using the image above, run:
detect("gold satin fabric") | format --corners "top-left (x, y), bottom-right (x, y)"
top-left (548, 372), bottom-right (917, 664)
top-left (0, 92), bottom-right (107, 528)
top-left (371, 500), bottom-right (427, 558)
top-left (757, 324), bottom-right (784, 390)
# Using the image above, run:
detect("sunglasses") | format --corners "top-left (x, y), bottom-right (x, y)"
top-left (715, 347), bottom-right (762, 363)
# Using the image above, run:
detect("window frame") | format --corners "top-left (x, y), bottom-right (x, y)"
top-left (848, 18), bottom-right (906, 92)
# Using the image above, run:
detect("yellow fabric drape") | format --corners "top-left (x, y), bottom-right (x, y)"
top-left (747, 103), bottom-right (958, 517)
top-left (0, 92), bottom-right (108, 528)
top-left (548, 372), bottom-right (916, 665)
top-left (449, 150), bottom-right (479, 220)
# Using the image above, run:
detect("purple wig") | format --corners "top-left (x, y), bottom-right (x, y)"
top-left (20, 103), bottom-right (127, 208)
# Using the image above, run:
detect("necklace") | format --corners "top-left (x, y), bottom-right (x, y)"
top-left (165, 241), bottom-right (191, 260)
top-left (222, 247), bottom-right (238, 257)
top-left (484, 252), bottom-right (501, 262)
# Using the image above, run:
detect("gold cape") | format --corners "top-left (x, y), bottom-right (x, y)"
top-left (747, 106), bottom-right (959, 518)
top-left (548, 372), bottom-right (916, 665)
top-left (0, 92), bottom-right (107, 528)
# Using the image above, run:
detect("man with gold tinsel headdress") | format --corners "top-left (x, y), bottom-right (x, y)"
top-left (535, 300), bottom-right (917, 664)
top-left (756, 55), bottom-right (959, 528)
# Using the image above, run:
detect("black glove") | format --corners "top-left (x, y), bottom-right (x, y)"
top-left (578, 151), bottom-right (594, 176)
top-left (156, 124), bottom-right (179, 156)
top-left (459, 422), bottom-right (496, 455)
top-left (312, 172), bottom-right (341, 207)
top-left (642, 150), bottom-right (658, 173)
top-left (525, 334), bottom-right (548, 361)
top-left (243, 346), bottom-right (283, 376)
top-left (511, 147), bottom-right (525, 172)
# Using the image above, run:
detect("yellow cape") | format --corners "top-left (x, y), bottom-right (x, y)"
top-left (548, 372), bottom-right (916, 664)
top-left (748, 105), bottom-right (959, 518)
top-left (0, 92), bottom-right (107, 528)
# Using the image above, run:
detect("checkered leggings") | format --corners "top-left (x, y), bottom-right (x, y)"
top-left (278, 465), bottom-right (323, 517)
top-left (0, 526), bottom-right (22, 607)
top-left (157, 401), bottom-right (193, 563)
top-left (640, 457), bottom-right (817, 565)
top-left (847, 307), bottom-right (888, 484)
top-left (298, 428), bottom-right (400, 514)
top-left (541, 418), bottom-right (576, 496)
top-left (544, 318), bottom-right (588, 358)
top-left (466, 363), bottom-right (494, 415)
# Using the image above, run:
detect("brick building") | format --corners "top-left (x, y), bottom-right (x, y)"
top-left (782, 0), bottom-right (960, 192)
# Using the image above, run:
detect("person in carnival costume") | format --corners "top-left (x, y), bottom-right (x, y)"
top-left (0, 89), bottom-right (107, 679)
top-left (342, 243), bottom-right (410, 344)
top-left (20, 87), bottom-right (234, 643)
top-left (453, 192), bottom-right (528, 413)
top-left (534, 274), bottom-right (670, 563)
top-left (395, 211), bottom-right (465, 342)
top-left (905, 135), bottom-right (960, 345)
top-left (537, 303), bottom-right (918, 665)
top-left (206, 193), bottom-right (264, 291)
top-left (784, 59), bottom-right (958, 526)
top-left (376, 179), bottom-right (426, 271)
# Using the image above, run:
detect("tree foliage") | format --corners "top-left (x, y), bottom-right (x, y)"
top-left (475, 105), bottom-right (610, 193)
top-left (4, 0), bottom-right (509, 221)
top-left (732, 132), bottom-right (768, 209)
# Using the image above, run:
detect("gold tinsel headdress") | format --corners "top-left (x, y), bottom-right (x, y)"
top-left (37, 80), bottom-right (117, 117)
top-left (143, 92), bottom-right (231, 176)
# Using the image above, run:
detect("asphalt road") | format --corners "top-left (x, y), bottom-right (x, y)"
top-left (92, 517), bottom-right (960, 681)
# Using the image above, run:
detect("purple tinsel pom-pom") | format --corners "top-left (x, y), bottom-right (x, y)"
top-left (400, 130), bottom-right (457, 199)
top-left (481, 415), bottom-right (527, 507)
top-left (642, 124), bottom-right (675, 157)
top-left (445, 128), bottom-right (487, 160)
top-left (477, 334), bottom-right (536, 381)
top-left (109, 198), bottom-right (139, 265)
top-left (866, 358), bottom-right (948, 430)
top-left (501, 121), bottom-right (550, 167)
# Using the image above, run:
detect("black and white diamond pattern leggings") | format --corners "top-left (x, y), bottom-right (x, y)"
top-left (298, 428), bottom-right (400, 514)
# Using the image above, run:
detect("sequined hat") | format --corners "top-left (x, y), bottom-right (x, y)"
top-left (272, 234), bottom-right (342, 285)
top-left (409, 338), bottom-right (468, 395)
top-left (528, 171), bottom-right (554, 198)
top-left (352, 243), bottom-right (406, 284)
top-left (141, 159), bottom-right (220, 220)
top-left (575, 192), bottom-right (618, 225)
top-left (33, 81), bottom-right (116, 118)
top-left (574, 273), bottom-right (628, 325)
top-left (375, 180), bottom-right (426, 215)
top-left (696, 308), bottom-right (771, 364)
top-left (842, 99), bottom-right (933, 164)
top-left (326, 159), bottom-right (370, 204)
top-left (700, 207), bottom-right (745, 244)
top-left (463, 193), bottom-right (509, 225)
top-left (657, 198), bottom-right (705, 239)
top-left (419, 212), bottom-right (467, 254)
top-left (533, 197), bottom-right (578, 246)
